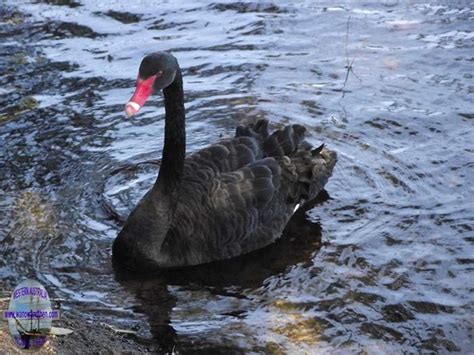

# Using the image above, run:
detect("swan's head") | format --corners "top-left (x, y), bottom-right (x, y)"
top-left (125, 52), bottom-right (179, 117)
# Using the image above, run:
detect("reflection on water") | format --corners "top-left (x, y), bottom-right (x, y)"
top-left (113, 192), bottom-right (326, 353)
top-left (0, 0), bottom-right (473, 353)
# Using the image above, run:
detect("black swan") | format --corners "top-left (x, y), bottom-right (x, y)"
top-left (112, 52), bottom-right (337, 269)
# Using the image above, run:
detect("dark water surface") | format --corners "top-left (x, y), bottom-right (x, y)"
top-left (1, 1), bottom-right (473, 353)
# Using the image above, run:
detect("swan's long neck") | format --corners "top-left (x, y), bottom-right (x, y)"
top-left (113, 66), bottom-right (186, 269)
top-left (153, 69), bottom-right (185, 199)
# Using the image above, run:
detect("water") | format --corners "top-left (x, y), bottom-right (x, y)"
top-left (1, 0), bottom-right (473, 353)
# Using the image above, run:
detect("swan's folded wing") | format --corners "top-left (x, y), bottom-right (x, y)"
top-left (211, 157), bottom-right (280, 210)
top-left (208, 157), bottom-right (285, 254)
top-left (183, 120), bottom-right (307, 179)
top-left (184, 136), bottom-right (264, 179)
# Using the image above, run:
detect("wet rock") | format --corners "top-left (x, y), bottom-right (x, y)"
top-left (0, 7), bottom-right (28, 39)
top-left (207, 43), bottom-right (256, 51)
top-left (0, 114), bottom-right (13, 124)
top-left (148, 19), bottom-right (195, 31)
top-left (210, 2), bottom-right (287, 13)
top-left (384, 234), bottom-right (403, 245)
top-left (231, 20), bottom-right (266, 36)
top-left (456, 257), bottom-right (474, 264)
top-left (38, 21), bottom-right (101, 39)
top-left (459, 112), bottom-right (473, 120)
top-left (35, 0), bottom-right (81, 8)
top-left (301, 100), bottom-right (324, 116)
top-left (407, 301), bottom-right (455, 314)
top-left (381, 304), bottom-right (415, 322)
top-left (360, 322), bottom-right (403, 341)
top-left (364, 118), bottom-right (386, 130)
top-left (317, 297), bottom-right (345, 312)
top-left (0, 96), bottom-right (38, 121)
top-left (328, 307), bottom-right (368, 324)
top-left (348, 290), bottom-right (386, 305)
top-left (148, 20), bottom-right (178, 31)
top-left (103, 10), bottom-right (141, 24)
top-left (198, 63), bottom-right (267, 78)
top-left (20, 21), bottom-right (103, 41)
top-left (420, 336), bottom-right (460, 352)
top-left (19, 96), bottom-right (39, 110)
top-left (0, 6), bottom-right (26, 25)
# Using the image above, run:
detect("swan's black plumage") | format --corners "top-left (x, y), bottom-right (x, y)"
top-left (113, 52), bottom-right (337, 269)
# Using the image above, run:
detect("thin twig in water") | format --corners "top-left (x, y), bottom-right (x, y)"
top-left (345, 16), bottom-right (351, 68)
top-left (341, 16), bottom-right (361, 100)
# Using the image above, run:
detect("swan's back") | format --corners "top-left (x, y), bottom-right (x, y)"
top-left (158, 119), bottom-right (337, 267)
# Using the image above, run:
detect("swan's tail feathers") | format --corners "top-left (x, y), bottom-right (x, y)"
top-left (236, 121), bottom-right (308, 157)
top-left (235, 119), bottom-right (270, 140)
top-left (263, 124), bottom-right (307, 157)
top-left (311, 143), bottom-right (325, 156)
top-left (253, 119), bottom-right (270, 138)
top-left (292, 145), bottom-right (337, 201)
top-left (235, 121), bottom-right (337, 202)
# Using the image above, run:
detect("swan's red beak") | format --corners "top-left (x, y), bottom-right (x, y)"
top-left (125, 74), bottom-right (157, 117)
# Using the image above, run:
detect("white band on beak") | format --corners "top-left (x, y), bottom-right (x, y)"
top-left (127, 101), bottom-right (140, 111)
top-left (125, 101), bottom-right (141, 117)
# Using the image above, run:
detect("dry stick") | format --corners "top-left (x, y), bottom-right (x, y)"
top-left (341, 16), bottom-right (362, 101)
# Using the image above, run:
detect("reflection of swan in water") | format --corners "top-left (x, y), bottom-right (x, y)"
top-left (113, 190), bottom-right (328, 352)
top-left (112, 274), bottom-right (176, 353)
top-left (112, 52), bottom-right (337, 269)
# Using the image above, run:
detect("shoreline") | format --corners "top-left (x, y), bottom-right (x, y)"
top-left (0, 309), bottom-right (157, 354)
